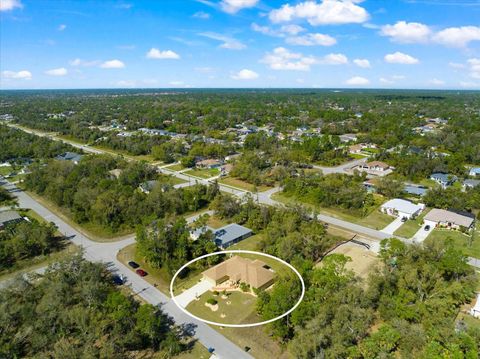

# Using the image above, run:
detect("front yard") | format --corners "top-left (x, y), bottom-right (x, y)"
top-left (219, 177), bottom-right (272, 192)
top-left (184, 168), bottom-right (220, 179)
top-left (394, 209), bottom-right (430, 238)
top-left (186, 290), bottom-right (259, 325)
top-left (426, 227), bottom-right (480, 259)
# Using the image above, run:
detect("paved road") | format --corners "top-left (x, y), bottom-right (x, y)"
top-left (312, 157), bottom-right (368, 174)
top-left (1, 181), bottom-right (251, 359)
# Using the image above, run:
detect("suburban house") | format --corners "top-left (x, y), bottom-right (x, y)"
top-left (189, 223), bottom-right (253, 248)
top-left (356, 161), bottom-right (393, 177)
top-left (196, 159), bottom-right (223, 169)
top-left (469, 167), bottom-right (480, 177)
top-left (430, 172), bottom-right (457, 189)
top-left (463, 179), bottom-right (480, 190)
top-left (220, 163), bottom-right (233, 176)
top-left (225, 153), bottom-right (242, 162)
top-left (424, 208), bottom-right (475, 231)
top-left (108, 168), bottom-right (123, 179)
top-left (349, 144), bottom-right (363, 154)
top-left (202, 256), bottom-right (274, 290)
top-left (380, 199), bottom-right (425, 219)
top-left (0, 210), bottom-right (24, 229)
top-left (339, 133), bottom-right (358, 143)
top-left (55, 152), bottom-right (83, 164)
top-left (363, 179), bottom-right (377, 193)
top-left (139, 180), bottom-right (160, 194)
top-left (404, 184), bottom-right (428, 197)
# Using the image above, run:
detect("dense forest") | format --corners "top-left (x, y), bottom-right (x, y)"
top-left (23, 155), bottom-right (218, 232)
top-left (0, 254), bottom-right (188, 358)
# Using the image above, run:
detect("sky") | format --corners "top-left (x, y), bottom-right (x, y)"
top-left (1, 0), bottom-right (480, 90)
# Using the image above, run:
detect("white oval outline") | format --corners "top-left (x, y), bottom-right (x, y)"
top-left (169, 250), bottom-right (305, 328)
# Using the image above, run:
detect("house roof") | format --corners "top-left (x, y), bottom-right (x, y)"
top-left (367, 161), bottom-right (389, 169)
top-left (464, 179), bottom-right (480, 188)
top-left (381, 199), bottom-right (423, 215)
top-left (214, 223), bottom-right (252, 246)
top-left (197, 159), bottom-right (221, 166)
top-left (0, 210), bottom-right (22, 225)
top-left (404, 185), bottom-right (428, 196)
top-left (431, 172), bottom-right (457, 183)
top-left (140, 180), bottom-right (159, 191)
top-left (202, 256), bottom-right (274, 289)
top-left (424, 208), bottom-right (474, 228)
top-left (470, 167), bottom-right (480, 174)
top-left (56, 152), bottom-right (82, 162)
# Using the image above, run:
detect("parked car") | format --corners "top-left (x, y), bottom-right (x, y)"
top-left (401, 217), bottom-right (407, 222)
top-left (424, 225), bottom-right (431, 231)
top-left (112, 274), bottom-right (125, 285)
top-left (136, 269), bottom-right (148, 277)
top-left (208, 348), bottom-right (215, 354)
top-left (128, 261), bottom-right (140, 269)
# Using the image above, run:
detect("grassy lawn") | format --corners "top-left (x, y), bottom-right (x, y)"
top-left (117, 243), bottom-right (172, 295)
top-left (219, 177), bottom-right (272, 192)
top-left (186, 290), bottom-right (259, 325)
top-left (165, 163), bottom-right (187, 171)
top-left (272, 192), bottom-right (393, 231)
top-left (24, 190), bottom-right (135, 242)
top-left (206, 215), bottom-right (228, 229)
top-left (173, 341), bottom-right (211, 359)
top-left (394, 209), bottom-right (430, 238)
top-left (0, 242), bottom-right (79, 281)
top-left (229, 233), bottom-right (264, 251)
top-left (350, 153), bottom-right (368, 159)
top-left (0, 165), bottom-right (13, 176)
top-left (426, 227), bottom-right (480, 259)
top-left (166, 175), bottom-right (187, 185)
top-left (184, 168), bottom-right (220, 179)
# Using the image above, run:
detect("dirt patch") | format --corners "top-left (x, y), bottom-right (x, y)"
top-left (323, 242), bottom-right (381, 279)
top-left (205, 303), bottom-right (218, 311)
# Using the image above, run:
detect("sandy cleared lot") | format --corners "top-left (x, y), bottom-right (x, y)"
top-left (323, 242), bottom-right (381, 279)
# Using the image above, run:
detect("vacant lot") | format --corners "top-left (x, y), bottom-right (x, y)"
top-left (184, 168), bottom-right (220, 179)
top-left (320, 242), bottom-right (381, 279)
top-left (219, 177), bottom-right (272, 192)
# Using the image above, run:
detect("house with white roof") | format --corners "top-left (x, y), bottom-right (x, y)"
top-left (469, 167), bottom-right (480, 177)
top-left (380, 199), bottom-right (425, 219)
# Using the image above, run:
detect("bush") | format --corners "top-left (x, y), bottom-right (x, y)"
top-left (213, 290), bottom-right (219, 296)
top-left (240, 282), bottom-right (250, 292)
top-left (206, 298), bottom-right (218, 305)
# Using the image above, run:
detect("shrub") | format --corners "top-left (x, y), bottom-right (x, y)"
top-left (213, 290), bottom-right (219, 296)
top-left (240, 282), bottom-right (250, 292)
top-left (207, 298), bottom-right (218, 305)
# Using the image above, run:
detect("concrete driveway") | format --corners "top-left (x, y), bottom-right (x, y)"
top-left (175, 278), bottom-right (213, 308)
top-left (381, 216), bottom-right (404, 235)
top-left (411, 224), bottom-right (434, 243)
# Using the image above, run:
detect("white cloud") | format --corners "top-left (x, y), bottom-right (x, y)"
top-left (192, 11), bottom-right (210, 19)
top-left (286, 33), bottom-right (336, 46)
top-left (2, 70), bottom-right (31, 79)
top-left (345, 76), bottom-right (369, 86)
top-left (45, 67), bottom-right (67, 76)
top-left (261, 47), bottom-right (316, 71)
top-left (380, 21), bottom-right (431, 43)
top-left (69, 58), bottom-right (100, 67)
top-left (146, 48), bottom-right (180, 59)
top-left (269, 0), bottom-right (369, 26)
top-left (0, 0), bottom-right (22, 11)
top-left (429, 78), bottom-right (445, 86)
top-left (449, 62), bottom-right (465, 69)
top-left (199, 32), bottom-right (246, 50)
top-left (433, 26), bottom-right (480, 47)
top-left (319, 53), bottom-right (348, 65)
top-left (468, 58), bottom-right (480, 79)
top-left (231, 69), bottom-right (259, 80)
top-left (220, 0), bottom-right (258, 14)
top-left (280, 24), bottom-right (306, 35)
top-left (384, 51), bottom-right (419, 64)
top-left (58, 24), bottom-right (67, 31)
top-left (100, 59), bottom-right (125, 68)
top-left (251, 23), bottom-right (283, 37)
top-left (353, 58), bottom-right (370, 68)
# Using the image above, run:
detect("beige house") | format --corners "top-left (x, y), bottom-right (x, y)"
top-left (424, 209), bottom-right (475, 231)
top-left (202, 256), bottom-right (274, 290)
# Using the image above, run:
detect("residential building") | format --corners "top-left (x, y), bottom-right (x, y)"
top-left (380, 199), bottom-right (425, 219)
top-left (469, 167), bottom-right (480, 177)
top-left (339, 133), bottom-right (358, 143)
top-left (349, 144), bottom-right (363, 154)
top-left (355, 161), bottom-right (393, 177)
top-left (213, 223), bottom-right (252, 249)
top-left (403, 184), bottom-right (428, 197)
top-left (55, 152), bottom-right (83, 164)
top-left (0, 210), bottom-right (24, 229)
top-left (202, 255), bottom-right (274, 290)
top-left (463, 179), bottom-right (480, 190)
top-left (196, 159), bottom-right (222, 169)
top-left (430, 173), bottom-right (457, 188)
top-left (139, 180), bottom-right (160, 194)
top-left (424, 208), bottom-right (475, 231)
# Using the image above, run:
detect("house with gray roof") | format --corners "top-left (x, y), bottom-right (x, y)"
top-left (56, 152), bottom-right (83, 164)
top-left (430, 172), bottom-right (457, 189)
top-left (0, 210), bottom-right (24, 229)
top-left (463, 179), bottom-right (480, 190)
top-left (213, 224), bottom-right (253, 248)
top-left (469, 167), bottom-right (480, 177)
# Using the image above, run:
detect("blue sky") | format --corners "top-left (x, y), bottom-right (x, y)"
top-left (1, 0), bottom-right (480, 89)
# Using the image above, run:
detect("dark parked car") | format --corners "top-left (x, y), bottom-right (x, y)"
top-left (128, 261), bottom-right (140, 269)
top-left (112, 274), bottom-right (125, 285)
top-left (424, 225), bottom-right (431, 231)
top-left (401, 217), bottom-right (407, 222)
top-left (136, 269), bottom-right (148, 277)
top-left (208, 348), bottom-right (215, 354)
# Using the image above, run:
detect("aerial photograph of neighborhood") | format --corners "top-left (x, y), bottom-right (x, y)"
top-left (1, 0), bottom-right (480, 358)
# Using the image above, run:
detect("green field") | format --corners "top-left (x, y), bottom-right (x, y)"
top-left (165, 163), bottom-right (187, 171)
top-left (272, 192), bottom-right (393, 231)
top-left (186, 290), bottom-right (259, 325)
top-left (426, 227), bottom-right (480, 259)
top-left (0, 165), bottom-right (13, 176)
top-left (394, 209), bottom-right (430, 238)
top-left (184, 168), bottom-right (220, 179)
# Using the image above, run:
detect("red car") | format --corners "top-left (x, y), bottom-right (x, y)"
top-left (136, 269), bottom-right (148, 277)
